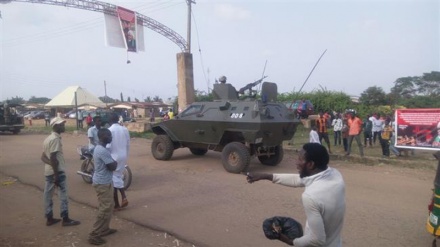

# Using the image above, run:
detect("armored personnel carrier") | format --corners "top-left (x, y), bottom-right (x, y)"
top-left (150, 79), bottom-right (300, 173)
top-left (0, 103), bottom-right (24, 134)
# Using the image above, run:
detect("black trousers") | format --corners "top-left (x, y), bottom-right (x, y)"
top-left (380, 139), bottom-right (390, 156)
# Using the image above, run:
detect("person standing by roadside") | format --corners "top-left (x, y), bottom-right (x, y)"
top-left (371, 113), bottom-right (383, 145)
top-left (88, 128), bottom-right (118, 245)
top-left (300, 99), bottom-right (308, 119)
top-left (88, 116), bottom-right (102, 153)
top-left (86, 113), bottom-right (93, 129)
top-left (246, 143), bottom-right (346, 247)
top-left (380, 119), bottom-right (393, 158)
top-left (341, 119), bottom-right (349, 152)
top-left (44, 112), bottom-right (51, 127)
top-left (363, 115), bottom-right (373, 148)
top-left (315, 112), bottom-right (332, 154)
top-left (332, 113), bottom-right (343, 146)
top-left (28, 114), bottom-right (33, 126)
top-left (346, 111), bottom-right (364, 157)
top-left (108, 113), bottom-right (130, 210)
top-left (77, 110), bottom-right (84, 129)
top-left (40, 117), bottom-right (81, 227)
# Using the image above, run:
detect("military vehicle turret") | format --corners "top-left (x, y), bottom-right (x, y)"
top-left (150, 78), bottom-right (300, 173)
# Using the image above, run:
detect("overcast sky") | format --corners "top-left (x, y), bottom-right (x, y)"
top-left (0, 0), bottom-right (438, 103)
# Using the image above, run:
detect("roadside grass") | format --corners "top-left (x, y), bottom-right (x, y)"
top-left (286, 124), bottom-right (437, 170)
top-left (22, 119), bottom-right (437, 169)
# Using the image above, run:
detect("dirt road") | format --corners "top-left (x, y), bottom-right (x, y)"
top-left (0, 132), bottom-right (436, 247)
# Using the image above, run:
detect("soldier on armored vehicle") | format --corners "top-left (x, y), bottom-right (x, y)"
top-left (150, 77), bottom-right (300, 174)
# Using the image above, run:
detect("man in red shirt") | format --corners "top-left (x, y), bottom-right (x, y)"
top-left (346, 111), bottom-right (364, 157)
top-left (315, 112), bottom-right (332, 154)
top-left (86, 113), bottom-right (93, 128)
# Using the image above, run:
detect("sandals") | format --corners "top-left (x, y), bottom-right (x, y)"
top-left (121, 198), bottom-right (128, 208)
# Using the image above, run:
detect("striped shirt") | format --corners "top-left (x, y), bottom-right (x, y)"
top-left (316, 117), bottom-right (328, 133)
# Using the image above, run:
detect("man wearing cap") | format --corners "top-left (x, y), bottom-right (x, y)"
top-left (247, 143), bottom-right (345, 247)
top-left (41, 117), bottom-right (81, 227)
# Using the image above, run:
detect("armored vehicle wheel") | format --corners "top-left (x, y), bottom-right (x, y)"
top-left (189, 148), bottom-right (208, 156)
top-left (258, 145), bottom-right (284, 166)
top-left (152, 135), bottom-right (174, 160)
top-left (221, 142), bottom-right (250, 174)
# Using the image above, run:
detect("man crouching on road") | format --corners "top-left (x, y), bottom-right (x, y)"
top-left (88, 128), bottom-right (118, 245)
top-left (41, 117), bottom-right (81, 227)
top-left (247, 143), bottom-right (345, 246)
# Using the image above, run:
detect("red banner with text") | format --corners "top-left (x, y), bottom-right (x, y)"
top-left (395, 108), bottom-right (440, 150)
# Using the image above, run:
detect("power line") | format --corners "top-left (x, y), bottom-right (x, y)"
top-left (191, 9), bottom-right (209, 93)
top-left (1, 0), bottom-right (184, 47)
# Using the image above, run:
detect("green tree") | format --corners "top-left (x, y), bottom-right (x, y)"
top-left (99, 96), bottom-right (117, 103)
top-left (416, 71), bottom-right (440, 96)
top-left (279, 89), bottom-right (353, 115)
top-left (27, 96), bottom-right (51, 104)
top-left (399, 95), bottom-right (440, 108)
top-left (390, 71), bottom-right (440, 108)
top-left (359, 86), bottom-right (387, 106)
top-left (153, 96), bottom-right (163, 103)
top-left (127, 96), bottom-right (131, 102)
top-left (194, 90), bottom-right (213, 102)
top-left (144, 96), bottom-right (152, 102)
top-left (390, 76), bottom-right (417, 99)
top-left (6, 96), bottom-right (25, 104)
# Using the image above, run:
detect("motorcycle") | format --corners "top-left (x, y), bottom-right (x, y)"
top-left (76, 146), bottom-right (132, 190)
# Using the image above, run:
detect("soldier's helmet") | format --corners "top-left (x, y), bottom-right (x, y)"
top-left (219, 76), bottom-right (227, 83)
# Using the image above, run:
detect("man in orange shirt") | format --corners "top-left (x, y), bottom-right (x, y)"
top-left (346, 111), bottom-right (364, 157)
top-left (315, 112), bottom-right (332, 154)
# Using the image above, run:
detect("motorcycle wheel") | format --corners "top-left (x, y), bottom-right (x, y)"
top-left (80, 159), bottom-right (94, 184)
top-left (123, 166), bottom-right (132, 190)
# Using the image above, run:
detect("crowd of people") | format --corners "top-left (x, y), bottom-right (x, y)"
top-left (41, 113), bottom-right (131, 245)
top-left (309, 110), bottom-right (411, 158)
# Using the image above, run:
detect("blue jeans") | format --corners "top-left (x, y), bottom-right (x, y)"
top-left (334, 131), bottom-right (341, 145)
top-left (44, 172), bottom-right (68, 219)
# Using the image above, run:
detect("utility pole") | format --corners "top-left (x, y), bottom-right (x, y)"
top-left (186, 0), bottom-right (195, 53)
top-left (177, 0), bottom-right (196, 112)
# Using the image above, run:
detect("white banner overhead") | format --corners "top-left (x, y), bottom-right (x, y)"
top-left (104, 6), bottom-right (144, 52)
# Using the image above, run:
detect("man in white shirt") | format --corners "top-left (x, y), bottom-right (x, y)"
top-left (108, 113), bottom-right (130, 210)
top-left (309, 126), bottom-right (321, 144)
top-left (331, 114), bottom-right (343, 146)
top-left (247, 143), bottom-right (345, 247)
top-left (371, 114), bottom-right (383, 145)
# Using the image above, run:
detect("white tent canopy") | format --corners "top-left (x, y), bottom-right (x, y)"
top-left (45, 86), bottom-right (105, 108)
top-left (111, 104), bottom-right (132, 109)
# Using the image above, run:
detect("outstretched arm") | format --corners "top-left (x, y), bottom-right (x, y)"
top-left (246, 173), bottom-right (273, 183)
